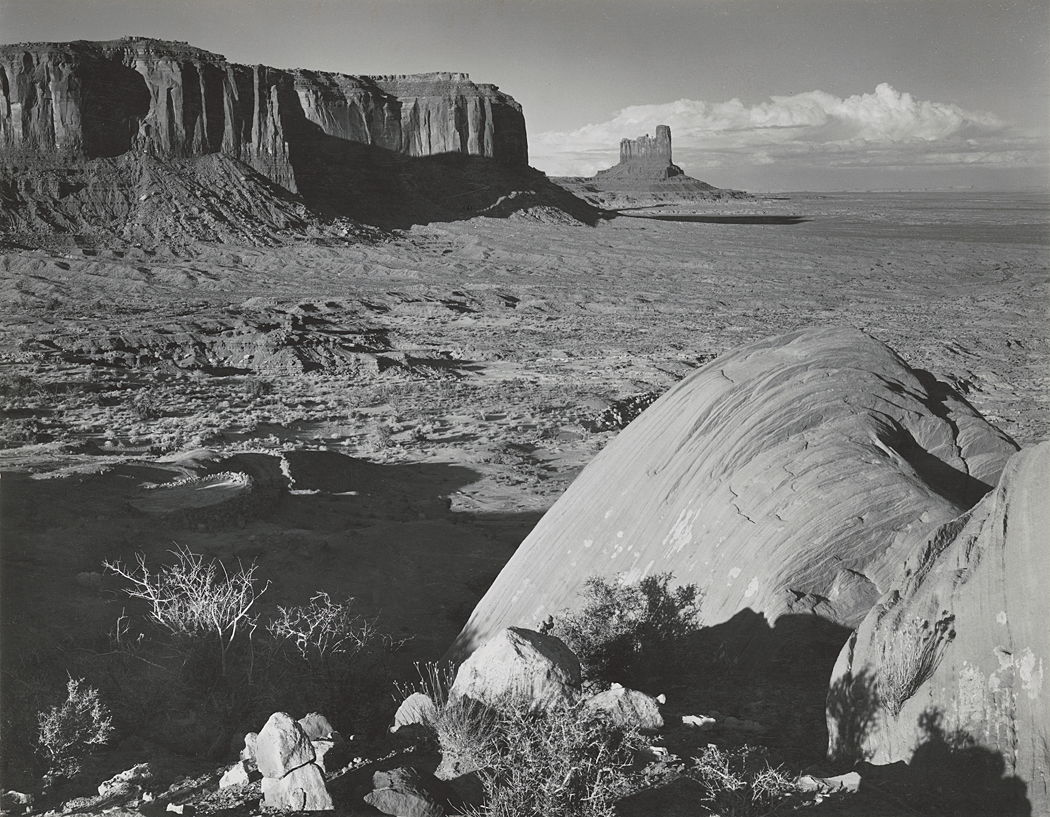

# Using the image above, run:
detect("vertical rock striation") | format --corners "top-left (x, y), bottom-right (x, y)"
top-left (0, 37), bottom-right (529, 194)
top-left (596, 124), bottom-right (683, 180)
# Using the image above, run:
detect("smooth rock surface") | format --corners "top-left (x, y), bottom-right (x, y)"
top-left (828, 442), bottom-right (1049, 815)
top-left (449, 627), bottom-right (581, 711)
top-left (255, 712), bottom-right (314, 779)
top-left (449, 327), bottom-right (1018, 659)
top-left (392, 691), bottom-right (438, 731)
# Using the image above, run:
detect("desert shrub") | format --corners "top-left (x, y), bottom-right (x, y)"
top-left (243, 377), bottom-right (274, 400)
top-left (364, 422), bottom-right (393, 452)
top-left (474, 701), bottom-right (646, 817)
top-left (262, 593), bottom-right (406, 733)
top-left (104, 546), bottom-right (268, 682)
top-left (689, 744), bottom-right (800, 816)
top-left (36, 677), bottom-right (114, 778)
top-left (542, 573), bottom-right (701, 690)
top-left (878, 615), bottom-right (955, 716)
top-left (394, 660), bottom-right (457, 710)
top-left (129, 389), bottom-right (161, 420)
top-left (0, 372), bottom-right (42, 399)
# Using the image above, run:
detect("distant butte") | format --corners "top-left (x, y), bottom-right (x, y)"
top-left (595, 125), bottom-right (684, 181)
top-left (553, 124), bottom-right (747, 204)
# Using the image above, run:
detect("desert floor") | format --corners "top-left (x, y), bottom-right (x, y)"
top-left (1, 190), bottom-right (1047, 802)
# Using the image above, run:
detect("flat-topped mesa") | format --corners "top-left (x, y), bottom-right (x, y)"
top-left (0, 37), bottom-right (529, 190)
top-left (596, 124), bottom-right (684, 181)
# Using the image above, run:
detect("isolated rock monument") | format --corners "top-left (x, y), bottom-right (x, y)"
top-left (828, 442), bottom-right (1049, 814)
top-left (595, 125), bottom-right (684, 181)
top-left (448, 327), bottom-right (1018, 660)
top-left (556, 124), bottom-right (739, 201)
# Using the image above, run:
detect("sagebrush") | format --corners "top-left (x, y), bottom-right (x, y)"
top-left (37, 678), bottom-right (114, 778)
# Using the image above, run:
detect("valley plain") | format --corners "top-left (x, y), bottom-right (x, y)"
top-left (1, 189), bottom-right (1048, 810)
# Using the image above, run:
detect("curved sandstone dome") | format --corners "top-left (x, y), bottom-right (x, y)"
top-left (448, 327), bottom-right (1018, 659)
top-left (828, 442), bottom-right (1048, 815)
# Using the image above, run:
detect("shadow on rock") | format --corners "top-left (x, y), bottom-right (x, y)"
top-left (287, 125), bottom-right (608, 229)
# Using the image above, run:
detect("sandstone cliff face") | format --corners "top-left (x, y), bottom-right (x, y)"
top-left (0, 37), bottom-right (528, 193)
top-left (448, 327), bottom-right (1018, 659)
top-left (827, 442), bottom-right (1048, 814)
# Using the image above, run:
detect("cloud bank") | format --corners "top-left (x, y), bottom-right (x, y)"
top-left (531, 84), bottom-right (1045, 183)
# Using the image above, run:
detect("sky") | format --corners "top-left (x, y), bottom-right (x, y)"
top-left (1, 0), bottom-right (1047, 191)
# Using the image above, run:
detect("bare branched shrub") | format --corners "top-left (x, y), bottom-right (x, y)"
top-left (264, 593), bottom-right (406, 731)
top-left (104, 546), bottom-right (268, 679)
top-left (243, 377), bottom-right (274, 400)
top-left (878, 615), bottom-right (956, 716)
top-left (690, 744), bottom-right (800, 816)
top-left (542, 572), bottom-right (701, 690)
top-left (267, 591), bottom-right (399, 665)
top-left (474, 701), bottom-right (646, 817)
top-left (37, 678), bottom-right (114, 778)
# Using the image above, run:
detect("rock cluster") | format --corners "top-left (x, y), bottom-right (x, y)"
top-left (249, 712), bottom-right (334, 811)
top-left (0, 37), bottom-right (528, 191)
top-left (449, 327), bottom-right (1018, 660)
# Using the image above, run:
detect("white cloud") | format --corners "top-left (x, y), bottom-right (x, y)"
top-left (531, 84), bottom-right (1045, 178)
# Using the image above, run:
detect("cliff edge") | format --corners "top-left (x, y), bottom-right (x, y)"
top-left (1, 38), bottom-right (604, 243)
top-left (0, 38), bottom-right (527, 187)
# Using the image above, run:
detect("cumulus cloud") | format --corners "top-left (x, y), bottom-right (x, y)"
top-left (531, 84), bottom-right (1045, 179)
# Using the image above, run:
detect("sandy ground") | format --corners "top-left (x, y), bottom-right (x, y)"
top-left (1, 191), bottom-right (1047, 805)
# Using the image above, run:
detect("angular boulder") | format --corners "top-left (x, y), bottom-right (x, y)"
top-left (828, 442), bottom-right (1049, 814)
top-left (255, 712), bottom-right (314, 778)
top-left (261, 762), bottom-right (333, 812)
top-left (583, 685), bottom-right (664, 731)
top-left (449, 627), bottom-right (581, 712)
top-left (297, 712), bottom-right (335, 740)
top-left (448, 327), bottom-right (1017, 659)
top-left (364, 767), bottom-right (457, 817)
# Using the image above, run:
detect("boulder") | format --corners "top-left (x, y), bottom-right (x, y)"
top-left (297, 712), bottom-right (335, 740)
top-left (239, 731), bottom-right (258, 762)
top-left (255, 712), bottom-right (314, 778)
top-left (1, 791), bottom-right (34, 814)
top-left (828, 442), bottom-right (1049, 815)
top-left (261, 762), bottom-right (332, 811)
top-left (392, 692), bottom-right (438, 732)
top-left (449, 627), bottom-right (582, 712)
top-left (218, 760), bottom-right (260, 788)
top-left (448, 328), bottom-right (1018, 660)
top-left (97, 763), bottom-right (153, 798)
top-left (364, 767), bottom-right (457, 817)
top-left (583, 685), bottom-right (664, 731)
